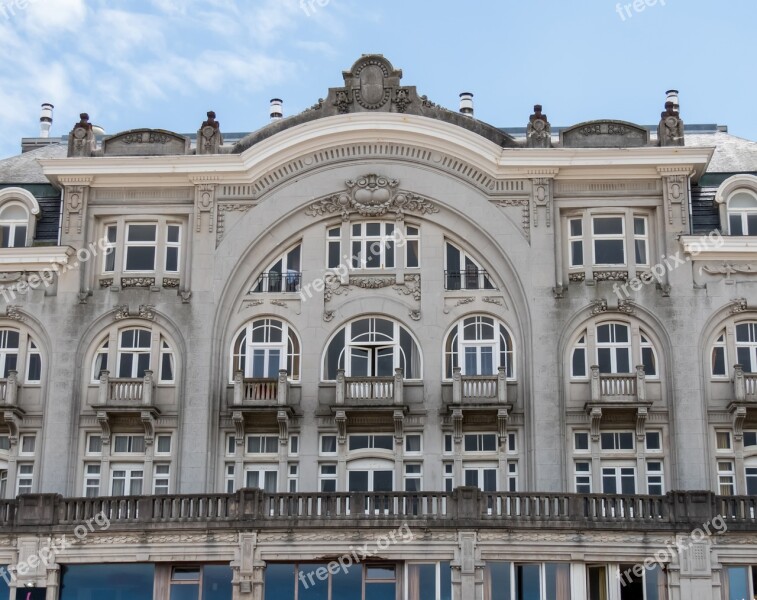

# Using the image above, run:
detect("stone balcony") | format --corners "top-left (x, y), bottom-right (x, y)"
top-left (5, 489), bottom-right (757, 533)
top-left (585, 365), bottom-right (651, 438)
top-left (0, 371), bottom-right (23, 442)
top-left (230, 370), bottom-right (295, 441)
top-left (93, 370), bottom-right (159, 444)
top-left (447, 367), bottom-right (513, 441)
top-left (729, 364), bottom-right (757, 434)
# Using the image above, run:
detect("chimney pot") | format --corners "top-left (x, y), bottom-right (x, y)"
top-left (270, 98), bottom-right (283, 120)
top-left (39, 103), bottom-right (53, 138)
top-left (459, 92), bottom-right (474, 116)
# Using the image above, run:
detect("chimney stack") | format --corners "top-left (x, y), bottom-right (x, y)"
top-left (270, 98), bottom-right (283, 120)
top-left (666, 89), bottom-right (680, 112)
top-left (459, 92), bottom-right (474, 117)
top-left (39, 103), bottom-right (53, 137)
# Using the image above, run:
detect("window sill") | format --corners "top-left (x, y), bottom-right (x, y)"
top-left (0, 245), bottom-right (75, 271)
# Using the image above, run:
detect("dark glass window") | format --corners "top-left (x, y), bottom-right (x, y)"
top-left (60, 564), bottom-right (154, 600)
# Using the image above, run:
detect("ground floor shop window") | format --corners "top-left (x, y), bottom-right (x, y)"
top-left (484, 562), bottom-right (571, 600)
top-left (722, 565), bottom-right (757, 600)
top-left (264, 562), bottom-right (397, 600)
top-left (60, 564), bottom-right (155, 600)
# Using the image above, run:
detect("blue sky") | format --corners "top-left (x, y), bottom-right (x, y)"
top-left (0, 0), bottom-right (754, 159)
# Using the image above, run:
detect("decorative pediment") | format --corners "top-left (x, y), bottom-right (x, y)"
top-left (306, 174), bottom-right (438, 219)
top-left (560, 120), bottom-right (649, 148)
top-left (103, 129), bottom-right (190, 156)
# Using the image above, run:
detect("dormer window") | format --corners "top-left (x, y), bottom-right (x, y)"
top-left (0, 204), bottom-right (29, 248)
top-left (727, 190), bottom-right (757, 235)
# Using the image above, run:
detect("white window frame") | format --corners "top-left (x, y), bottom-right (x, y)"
top-left (224, 464), bottom-right (236, 493)
top-left (112, 434), bottom-right (147, 454)
top-left (251, 242), bottom-right (302, 293)
top-left (124, 223), bottom-right (158, 272)
top-left (444, 240), bottom-right (495, 290)
top-left (601, 463), bottom-right (637, 495)
top-left (404, 463), bottom-right (422, 492)
top-left (0, 202), bottom-right (29, 248)
top-left (718, 460), bottom-right (735, 495)
top-left (16, 463), bottom-right (33, 495)
top-left (244, 464), bottom-right (278, 492)
top-left (245, 434), bottom-right (279, 455)
top-left (164, 224), bottom-right (181, 273)
top-left (633, 216), bottom-right (649, 266)
top-left (575, 461), bottom-right (592, 493)
top-left (462, 462), bottom-right (498, 492)
top-left (319, 463), bottom-right (337, 492)
top-left (350, 221), bottom-right (397, 269)
top-left (727, 189), bottom-right (757, 236)
top-left (153, 463), bottom-right (170, 495)
top-left (592, 215), bottom-right (626, 266)
top-left (110, 464), bottom-right (144, 496)
top-left (84, 463), bottom-right (101, 497)
top-left (646, 460), bottom-right (664, 495)
top-left (231, 318), bottom-right (301, 382)
top-left (444, 315), bottom-right (515, 380)
top-left (568, 217), bottom-right (584, 268)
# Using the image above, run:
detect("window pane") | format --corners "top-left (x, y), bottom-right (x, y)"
top-left (27, 354), bottom-right (41, 381)
top-left (642, 347), bottom-right (656, 376)
top-left (570, 241), bottom-right (583, 267)
top-left (125, 247), bottom-right (156, 270)
top-left (572, 348), bottom-right (586, 377)
top-left (167, 225), bottom-right (180, 243)
top-left (730, 214), bottom-right (744, 236)
top-left (373, 471), bottom-right (393, 492)
top-left (616, 348), bottom-right (630, 373)
top-left (60, 564), bottom-right (155, 600)
top-left (570, 219), bottom-right (582, 236)
top-left (595, 240), bottom-right (625, 264)
top-left (264, 564), bottom-right (295, 600)
top-left (634, 239), bottom-right (647, 264)
top-left (726, 566), bottom-right (749, 600)
top-left (13, 226), bottom-right (26, 247)
top-left (165, 247), bottom-right (179, 272)
top-left (332, 563), bottom-right (362, 599)
top-left (597, 348), bottom-right (612, 373)
top-left (348, 471), bottom-right (369, 492)
top-left (406, 240), bottom-right (419, 268)
top-left (127, 225), bottom-right (157, 241)
top-left (712, 347), bottom-right (726, 376)
top-left (545, 564), bottom-right (571, 600)
top-left (593, 217), bottom-right (623, 235)
top-left (515, 564), bottom-right (541, 600)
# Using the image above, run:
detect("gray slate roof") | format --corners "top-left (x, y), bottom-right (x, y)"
top-left (686, 131), bottom-right (757, 173)
top-left (0, 144), bottom-right (66, 184)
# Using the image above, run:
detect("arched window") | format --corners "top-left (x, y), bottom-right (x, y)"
top-left (323, 317), bottom-right (421, 380)
top-left (570, 321), bottom-right (659, 378)
top-left (444, 315), bottom-right (514, 379)
top-left (444, 241), bottom-right (495, 290)
top-left (736, 322), bottom-right (757, 372)
top-left (251, 243), bottom-right (302, 293)
top-left (0, 328), bottom-right (42, 383)
top-left (0, 203), bottom-right (29, 248)
top-left (91, 326), bottom-right (176, 384)
top-left (727, 190), bottom-right (757, 236)
top-left (231, 318), bottom-right (301, 381)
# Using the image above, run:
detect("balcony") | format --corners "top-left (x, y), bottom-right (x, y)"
top-left (6, 489), bottom-right (756, 533)
top-left (588, 365), bottom-right (648, 406)
top-left (444, 269), bottom-right (495, 291)
top-left (733, 364), bottom-right (757, 403)
top-left (335, 369), bottom-right (404, 407)
top-left (446, 367), bottom-right (513, 440)
top-left (96, 370), bottom-right (156, 409)
top-left (251, 271), bottom-right (302, 293)
top-left (230, 370), bottom-right (295, 440)
top-left (0, 371), bottom-right (19, 407)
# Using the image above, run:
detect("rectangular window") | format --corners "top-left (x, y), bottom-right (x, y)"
top-left (87, 434), bottom-right (103, 455)
top-left (289, 435), bottom-right (299, 455)
top-left (634, 216), bottom-right (649, 265)
top-left (0, 436), bottom-right (10, 451)
top-left (319, 464), bottom-right (337, 492)
top-left (574, 432), bottom-right (590, 451)
top-left (444, 434), bottom-right (453, 454)
top-left (110, 465), bottom-right (143, 496)
top-left (745, 431), bottom-right (757, 447)
top-left (593, 216), bottom-right (626, 265)
top-left (443, 463), bottom-right (454, 492)
top-left (600, 432), bottom-right (635, 451)
top-left (569, 218), bottom-right (584, 268)
top-left (288, 464), bottom-right (298, 493)
top-left (226, 434), bottom-right (236, 456)
top-left (405, 434), bottom-right (422, 453)
top-left (327, 226), bottom-right (342, 269)
top-left (26, 341), bottom-right (41, 383)
top-left (507, 462), bottom-right (518, 492)
top-left (718, 461), bottom-right (735, 495)
top-left (575, 461), bottom-right (592, 493)
top-left (103, 224), bottom-right (117, 273)
top-left (463, 433), bottom-right (497, 452)
top-left (16, 464), bottom-right (33, 494)
top-left (245, 466), bottom-right (278, 493)
top-left (165, 224), bottom-right (181, 272)
top-left (20, 434), bottom-right (35, 455)
top-left (602, 465), bottom-right (636, 495)
top-left (405, 225), bottom-right (420, 268)
top-left (404, 463), bottom-right (422, 492)
top-left (645, 431), bottom-right (662, 452)
top-left (647, 461), bottom-right (664, 495)
top-left (225, 464), bottom-right (235, 493)
top-left (84, 464), bottom-right (100, 497)
top-left (717, 431), bottom-right (732, 450)
top-left (124, 224), bottom-right (157, 271)
top-left (320, 435), bottom-right (337, 455)
top-left (507, 432), bottom-right (517, 453)
top-left (350, 222), bottom-right (396, 269)
top-left (463, 465), bottom-right (497, 492)
top-left (724, 566), bottom-right (750, 600)
top-left (113, 434), bottom-right (146, 454)
top-left (246, 435), bottom-right (279, 454)
top-left (348, 434), bottom-right (393, 451)
top-left (153, 464), bottom-right (170, 495)
top-left (156, 434), bottom-right (172, 454)
top-left (406, 562), bottom-right (452, 600)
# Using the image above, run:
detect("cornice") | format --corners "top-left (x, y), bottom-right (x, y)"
top-left (681, 235), bottom-right (757, 260)
top-left (39, 114), bottom-right (715, 189)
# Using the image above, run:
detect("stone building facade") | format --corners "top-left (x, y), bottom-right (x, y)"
top-left (0, 55), bottom-right (756, 599)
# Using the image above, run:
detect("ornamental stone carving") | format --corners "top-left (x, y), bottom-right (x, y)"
top-left (658, 101), bottom-right (684, 147)
top-left (67, 113), bottom-right (96, 157)
top-left (196, 111), bottom-right (223, 155)
top-left (306, 174), bottom-right (438, 219)
top-left (526, 105), bottom-right (551, 148)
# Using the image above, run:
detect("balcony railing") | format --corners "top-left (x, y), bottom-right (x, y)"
top-left (0, 370), bottom-right (18, 406)
top-left (5, 489), bottom-right (755, 531)
top-left (335, 369), bottom-right (403, 405)
top-left (452, 367), bottom-right (508, 405)
top-left (733, 364), bottom-right (757, 402)
top-left (444, 269), bottom-right (495, 291)
top-left (251, 271), bottom-right (302, 293)
top-left (97, 370), bottom-right (154, 406)
top-left (232, 370), bottom-right (289, 406)
top-left (590, 365), bottom-right (646, 403)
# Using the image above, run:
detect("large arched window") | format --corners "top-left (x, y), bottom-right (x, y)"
top-left (444, 241), bottom-right (496, 290)
top-left (231, 318), bottom-right (301, 381)
top-left (91, 326), bottom-right (176, 384)
top-left (444, 315), bottom-right (515, 379)
top-left (323, 317), bottom-right (421, 380)
top-left (570, 321), bottom-right (658, 378)
top-left (707, 320), bottom-right (757, 378)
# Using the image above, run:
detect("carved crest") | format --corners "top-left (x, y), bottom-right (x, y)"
top-left (306, 174), bottom-right (438, 219)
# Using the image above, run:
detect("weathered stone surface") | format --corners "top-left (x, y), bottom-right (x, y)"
top-left (560, 119), bottom-right (650, 148)
top-left (103, 128), bottom-right (190, 156)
